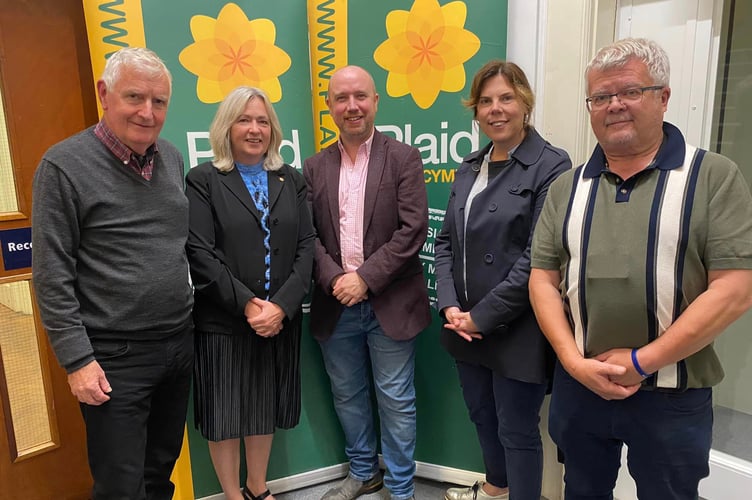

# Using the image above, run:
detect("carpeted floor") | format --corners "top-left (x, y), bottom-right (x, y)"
top-left (275, 476), bottom-right (456, 500)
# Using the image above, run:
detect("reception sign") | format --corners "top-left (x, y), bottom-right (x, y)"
top-left (0, 227), bottom-right (32, 271)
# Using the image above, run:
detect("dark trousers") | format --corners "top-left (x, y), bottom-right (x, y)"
top-left (456, 361), bottom-right (547, 500)
top-left (81, 327), bottom-right (193, 500)
top-left (550, 362), bottom-right (712, 500)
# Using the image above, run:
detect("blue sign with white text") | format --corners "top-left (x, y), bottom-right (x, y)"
top-left (1, 227), bottom-right (32, 270)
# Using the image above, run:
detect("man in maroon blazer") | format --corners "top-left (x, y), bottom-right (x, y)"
top-left (303, 66), bottom-right (430, 500)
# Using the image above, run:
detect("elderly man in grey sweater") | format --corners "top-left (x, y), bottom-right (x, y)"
top-left (31, 47), bottom-right (193, 500)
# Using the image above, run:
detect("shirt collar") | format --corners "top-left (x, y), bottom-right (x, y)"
top-left (485, 143), bottom-right (520, 163)
top-left (94, 120), bottom-right (159, 163)
top-left (469, 127), bottom-right (547, 168)
top-left (337, 130), bottom-right (375, 161)
top-left (583, 122), bottom-right (686, 178)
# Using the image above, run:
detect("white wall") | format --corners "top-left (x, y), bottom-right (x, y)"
top-left (516, 0), bottom-right (619, 167)
top-left (507, 1), bottom-right (546, 129)
top-left (615, 0), bottom-right (722, 148)
top-left (528, 0), bottom-right (722, 163)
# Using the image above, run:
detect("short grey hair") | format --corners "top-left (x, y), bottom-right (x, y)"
top-left (209, 86), bottom-right (284, 173)
top-left (101, 47), bottom-right (172, 94)
top-left (586, 38), bottom-right (670, 87)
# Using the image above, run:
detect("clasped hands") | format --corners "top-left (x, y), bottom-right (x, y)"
top-left (443, 306), bottom-right (483, 342)
top-left (331, 272), bottom-right (368, 307)
top-left (566, 348), bottom-right (646, 401)
top-left (245, 297), bottom-right (284, 337)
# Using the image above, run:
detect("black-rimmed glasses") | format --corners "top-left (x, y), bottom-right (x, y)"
top-left (585, 85), bottom-right (664, 111)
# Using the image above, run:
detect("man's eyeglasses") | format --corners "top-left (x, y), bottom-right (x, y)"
top-left (585, 85), bottom-right (664, 111)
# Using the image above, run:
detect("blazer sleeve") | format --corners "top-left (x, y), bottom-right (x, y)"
top-left (185, 165), bottom-right (255, 316)
top-left (357, 146), bottom-right (428, 295)
top-left (303, 156), bottom-right (346, 293)
top-left (470, 153), bottom-right (572, 333)
top-left (269, 168), bottom-right (315, 318)
top-left (434, 188), bottom-right (460, 314)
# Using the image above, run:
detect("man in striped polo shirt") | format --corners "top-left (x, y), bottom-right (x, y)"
top-left (529, 38), bottom-right (752, 499)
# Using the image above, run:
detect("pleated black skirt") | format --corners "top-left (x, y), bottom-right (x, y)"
top-left (193, 317), bottom-right (301, 441)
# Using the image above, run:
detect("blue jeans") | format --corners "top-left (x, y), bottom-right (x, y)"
top-left (456, 361), bottom-right (547, 500)
top-left (550, 363), bottom-right (712, 500)
top-left (319, 301), bottom-right (417, 500)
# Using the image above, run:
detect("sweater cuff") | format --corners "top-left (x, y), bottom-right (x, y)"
top-left (65, 354), bottom-right (97, 374)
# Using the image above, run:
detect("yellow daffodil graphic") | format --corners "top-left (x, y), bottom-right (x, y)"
top-left (178, 3), bottom-right (291, 103)
top-left (374, 0), bottom-right (480, 109)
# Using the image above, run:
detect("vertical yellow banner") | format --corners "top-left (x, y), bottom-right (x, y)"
top-left (307, 0), bottom-right (348, 151)
top-left (81, 0), bottom-right (146, 114)
top-left (171, 428), bottom-right (194, 500)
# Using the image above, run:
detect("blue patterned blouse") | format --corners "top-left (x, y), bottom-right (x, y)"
top-left (236, 161), bottom-right (270, 298)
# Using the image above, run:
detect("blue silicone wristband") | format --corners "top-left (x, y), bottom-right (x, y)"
top-left (631, 348), bottom-right (650, 378)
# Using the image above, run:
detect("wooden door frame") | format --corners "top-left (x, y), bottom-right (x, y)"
top-left (0, 0), bottom-right (98, 498)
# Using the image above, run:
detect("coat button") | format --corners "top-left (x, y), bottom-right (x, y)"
top-left (273, 218), bottom-right (279, 225)
top-left (489, 203), bottom-right (498, 212)
top-left (484, 253), bottom-right (494, 264)
top-left (273, 248), bottom-right (280, 255)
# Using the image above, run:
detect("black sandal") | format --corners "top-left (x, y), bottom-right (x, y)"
top-left (243, 486), bottom-right (272, 500)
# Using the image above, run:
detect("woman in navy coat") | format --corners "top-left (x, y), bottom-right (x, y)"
top-left (434, 61), bottom-right (571, 500)
top-left (186, 86), bottom-right (314, 500)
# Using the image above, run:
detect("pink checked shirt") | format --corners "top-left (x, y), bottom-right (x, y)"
top-left (337, 133), bottom-right (374, 272)
top-left (94, 120), bottom-right (157, 180)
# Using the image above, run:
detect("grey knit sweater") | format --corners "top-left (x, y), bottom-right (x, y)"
top-left (32, 126), bottom-right (193, 372)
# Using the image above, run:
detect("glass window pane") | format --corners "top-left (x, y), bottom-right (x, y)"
top-left (0, 83), bottom-right (19, 213)
top-left (0, 280), bottom-right (55, 459)
top-left (710, 0), bottom-right (752, 464)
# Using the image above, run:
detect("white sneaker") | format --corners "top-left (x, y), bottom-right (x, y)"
top-left (444, 481), bottom-right (509, 500)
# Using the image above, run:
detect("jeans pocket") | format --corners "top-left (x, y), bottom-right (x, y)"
top-left (91, 339), bottom-right (130, 361)
top-left (659, 388), bottom-right (712, 414)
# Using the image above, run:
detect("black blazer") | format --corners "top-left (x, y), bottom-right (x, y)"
top-left (434, 128), bottom-right (571, 383)
top-left (185, 162), bottom-right (315, 334)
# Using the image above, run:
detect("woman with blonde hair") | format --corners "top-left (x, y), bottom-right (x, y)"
top-left (186, 86), bottom-right (314, 500)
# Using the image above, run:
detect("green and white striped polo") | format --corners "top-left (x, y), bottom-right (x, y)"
top-left (532, 122), bottom-right (752, 390)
